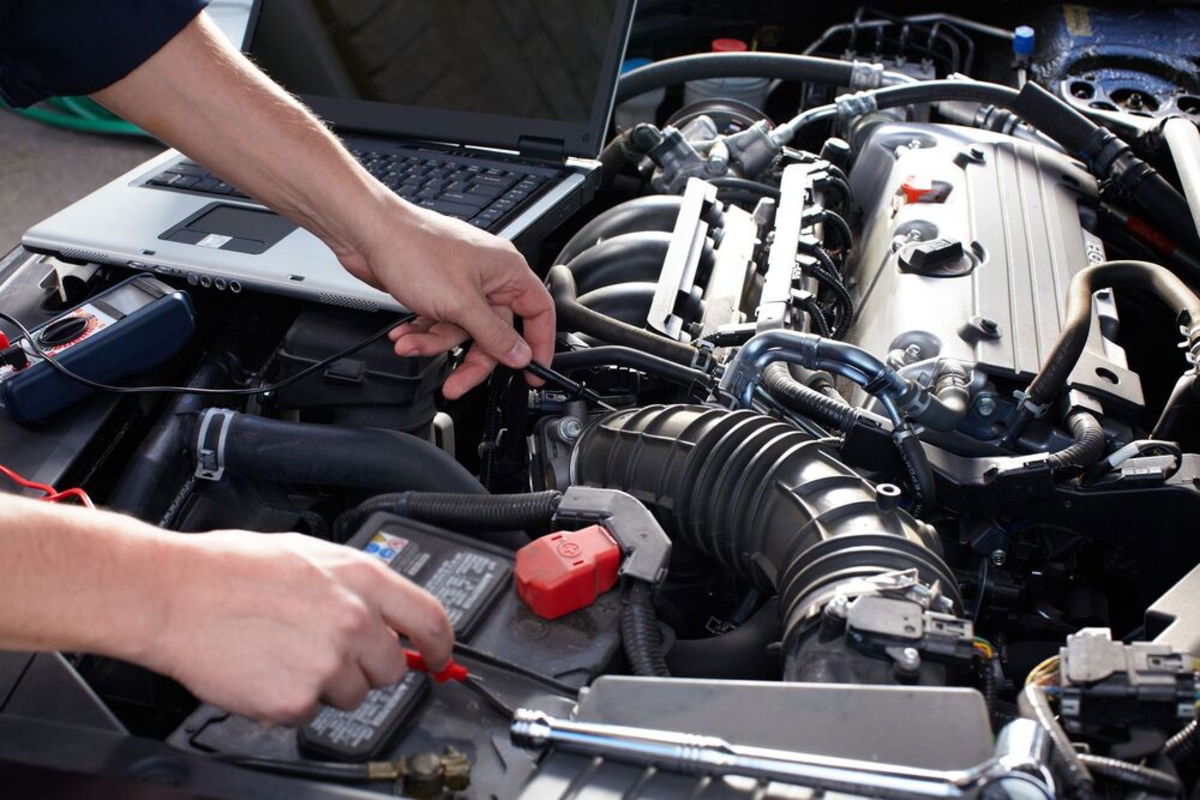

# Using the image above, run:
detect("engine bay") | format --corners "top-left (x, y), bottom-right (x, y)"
top-left (4, 2), bottom-right (1200, 798)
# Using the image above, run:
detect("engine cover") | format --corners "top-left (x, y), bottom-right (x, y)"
top-left (842, 122), bottom-right (1143, 415)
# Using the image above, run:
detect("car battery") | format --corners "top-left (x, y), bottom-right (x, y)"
top-left (168, 515), bottom-right (622, 794)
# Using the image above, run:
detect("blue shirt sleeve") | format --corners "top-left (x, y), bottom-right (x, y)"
top-left (0, 0), bottom-right (210, 108)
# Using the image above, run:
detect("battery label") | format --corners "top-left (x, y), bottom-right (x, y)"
top-left (363, 524), bottom-right (510, 637)
top-left (300, 671), bottom-right (428, 760)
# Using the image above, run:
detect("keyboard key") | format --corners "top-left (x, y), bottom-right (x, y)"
top-left (418, 199), bottom-right (479, 218)
top-left (467, 183), bottom-right (505, 198)
top-left (440, 191), bottom-right (488, 207)
top-left (473, 174), bottom-right (515, 188)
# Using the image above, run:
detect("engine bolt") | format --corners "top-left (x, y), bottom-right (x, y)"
top-left (897, 647), bottom-right (921, 671)
top-left (554, 417), bottom-right (584, 443)
top-left (977, 395), bottom-right (997, 417)
top-left (990, 548), bottom-right (1007, 567)
top-left (904, 343), bottom-right (923, 363)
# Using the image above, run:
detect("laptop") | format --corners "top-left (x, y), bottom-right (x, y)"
top-left (23, 0), bottom-right (636, 312)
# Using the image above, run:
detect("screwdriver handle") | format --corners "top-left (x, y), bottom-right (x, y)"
top-left (404, 648), bottom-right (469, 683)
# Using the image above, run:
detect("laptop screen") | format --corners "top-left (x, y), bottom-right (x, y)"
top-left (245, 0), bottom-right (634, 158)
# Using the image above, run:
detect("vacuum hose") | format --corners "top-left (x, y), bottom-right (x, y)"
top-left (572, 404), bottom-right (960, 675)
top-left (1006, 260), bottom-right (1200, 441)
top-left (547, 265), bottom-right (698, 366)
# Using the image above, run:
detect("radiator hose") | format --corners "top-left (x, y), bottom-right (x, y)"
top-left (572, 404), bottom-right (960, 676)
top-left (185, 411), bottom-right (485, 495)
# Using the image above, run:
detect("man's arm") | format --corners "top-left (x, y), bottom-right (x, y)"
top-left (90, 12), bottom-right (554, 399)
top-left (0, 494), bottom-right (452, 722)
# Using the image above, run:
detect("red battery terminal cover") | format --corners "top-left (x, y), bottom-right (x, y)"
top-left (514, 525), bottom-right (622, 619)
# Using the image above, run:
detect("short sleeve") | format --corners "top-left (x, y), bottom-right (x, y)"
top-left (0, 0), bottom-right (210, 108)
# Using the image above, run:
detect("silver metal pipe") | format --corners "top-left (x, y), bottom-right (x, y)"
top-left (511, 709), bottom-right (1054, 800)
top-left (1163, 117), bottom-right (1200, 241)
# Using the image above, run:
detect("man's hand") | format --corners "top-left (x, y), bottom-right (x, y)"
top-left (151, 531), bottom-right (453, 724)
top-left (91, 12), bottom-right (555, 400)
top-left (0, 495), bottom-right (453, 726)
top-left (337, 201), bottom-right (554, 400)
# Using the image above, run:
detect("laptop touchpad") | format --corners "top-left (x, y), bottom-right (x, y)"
top-left (160, 203), bottom-right (297, 254)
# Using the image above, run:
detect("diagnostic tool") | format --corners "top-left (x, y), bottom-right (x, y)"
top-left (0, 275), bottom-right (195, 424)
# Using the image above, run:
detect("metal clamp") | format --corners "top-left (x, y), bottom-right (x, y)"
top-left (193, 407), bottom-right (237, 481)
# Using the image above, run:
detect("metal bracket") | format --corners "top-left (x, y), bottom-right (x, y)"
top-left (647, 179), bottom-right (717, 341)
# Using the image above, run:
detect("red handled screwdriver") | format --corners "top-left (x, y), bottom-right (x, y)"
top-left (403, 648), bottom-right (469, 683)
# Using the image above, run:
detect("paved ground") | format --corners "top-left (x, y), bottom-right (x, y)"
top-left (0, 110), bottom-right (162, 248)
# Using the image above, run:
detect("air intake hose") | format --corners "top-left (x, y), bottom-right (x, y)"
top-left (571, 405), bottom-right (960, 676)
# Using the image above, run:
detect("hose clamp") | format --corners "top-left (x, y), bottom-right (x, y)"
top-left (847, 61), bottom-right (886, 91)
top-left (892, 423), bottom-right (925, 444)
top-left (834, 91), bottom-right (878, 124)
top-left (1011, 391), bottom-right (1050, 420)
top-left (194, 407), bottom-right (237, 481)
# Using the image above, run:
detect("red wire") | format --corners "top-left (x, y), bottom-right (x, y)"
top-left (0, 464), bottom-right (95, 509)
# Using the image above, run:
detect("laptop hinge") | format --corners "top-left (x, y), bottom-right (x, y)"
top-left (518, 136), bottom-right (567, 162)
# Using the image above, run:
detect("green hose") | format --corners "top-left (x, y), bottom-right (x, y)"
top-left (4, 96), bottom-right (148, 137)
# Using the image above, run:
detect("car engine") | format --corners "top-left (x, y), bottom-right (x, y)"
top-left (4, 3), bottom-right (1200, 799)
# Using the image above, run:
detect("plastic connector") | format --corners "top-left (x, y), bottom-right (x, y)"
top-left (0, 345), bottom-right (28, 372)
top-left (515, 525), bottom-right (622, 619)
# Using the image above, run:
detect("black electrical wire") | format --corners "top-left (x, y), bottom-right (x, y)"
top-left (215, 755), bottom-right (370, 781)
top-left (451, 641), bottom-right (580, 698)
top-left (0, 310), bottom-right (416, 397)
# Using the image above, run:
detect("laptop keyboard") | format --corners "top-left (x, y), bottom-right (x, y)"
top-left (146, 147), bottom-right (557, 231)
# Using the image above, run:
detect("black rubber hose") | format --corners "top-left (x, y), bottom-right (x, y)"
top-left (574, 405), bottom-right (956, 678)
top-left (577, 282), bottom-right (659, 326)
top-left (108, 355), bottom-right (235, 519)
top-left (665, 598), bottom-right (781, 680)
top-left (553, 346), bottom-right (712, 387)
top-left (335, 490), bottom-right (561, 545)
top-left (621, 582), bottom-right (670, 677)
top-left (1045, 412), bottom-right (1107, 472)
top-left (709, 176), bottom-right (780, 200)
top-left (1007, 260), bottom-right (1200, 440)
top-left (557, 196), bottom-right (686, 265)
top-left (617, 53), bottom-right (860, 104)
top-left (547, 265), bottom-right (698, 366)
top-left (1076, 754), bottom-right (1182, 795)
top-left (1018, 685), bottom-right (1096, 800)
top-left (566, 232), bottom-right (672, 294)
top-left (189, 412), bottom-right (485, 495)
top-left (762, 362), bottom-right (857, 431)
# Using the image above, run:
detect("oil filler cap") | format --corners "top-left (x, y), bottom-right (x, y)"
top-left (514, 525), bottom-right (621, 619)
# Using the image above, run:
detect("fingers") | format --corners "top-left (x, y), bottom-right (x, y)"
top-left (373, 573), bottom-right (454, 672)
top-left (451, 293), bottom-right (533, 370)
top-left (392, 319), bottom-right (469, 358)
top-left (320, 660), bottom-right (372, 711)
top-left (504, 272), bottom-right (557, 382)
top-left (442, 344), bottom-right (499, 400)
top-left (357, 621), bottom-right (408, 688)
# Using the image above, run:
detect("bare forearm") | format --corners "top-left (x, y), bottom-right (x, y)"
top-left (90, 12), bottom-right (395, 261)
top-left (0, 495), bottom-right (178, 662)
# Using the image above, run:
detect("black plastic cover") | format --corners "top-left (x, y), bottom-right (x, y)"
top-left (273, 309), bottom-right (447, 433)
